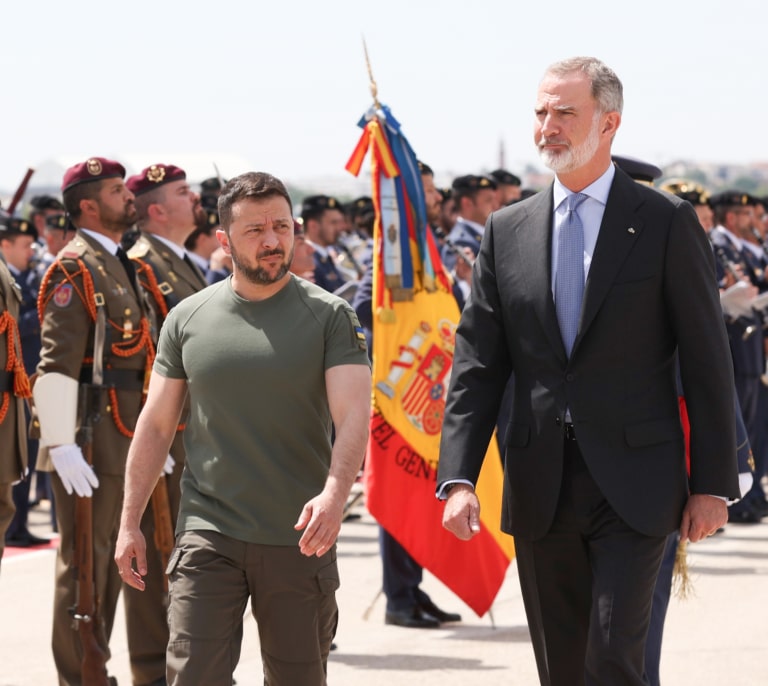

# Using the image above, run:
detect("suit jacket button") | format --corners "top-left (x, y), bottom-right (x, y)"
top-left (566, 373), bottom-right (575, 382)
top-left (555, 417), bottom-right (561, 426)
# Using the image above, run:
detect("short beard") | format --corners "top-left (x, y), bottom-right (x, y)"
top-left (100, 204), bottom-right (137, 236)
top-left (538, 113), bottom-right (601, 174)
top-left (230, 243), bottom-right (294, 285)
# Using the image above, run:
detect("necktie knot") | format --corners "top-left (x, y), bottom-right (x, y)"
top-left (564, 192), bottom-right (588, 214)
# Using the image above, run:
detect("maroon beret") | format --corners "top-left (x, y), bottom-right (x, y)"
top-left (126, 164), bottom-right (187, 196)
top-left (61, 157), bottom-right (126, 193)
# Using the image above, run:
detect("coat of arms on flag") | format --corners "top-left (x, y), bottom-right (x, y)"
top-left (346, 46), bottom-right (514, 617)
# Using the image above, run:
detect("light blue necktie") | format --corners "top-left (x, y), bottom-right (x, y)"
top-left (555, 193), bottom-right (588, 356)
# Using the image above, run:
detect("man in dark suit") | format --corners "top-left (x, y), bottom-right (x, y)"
top-left (437, 56), bottom-right (739, 686)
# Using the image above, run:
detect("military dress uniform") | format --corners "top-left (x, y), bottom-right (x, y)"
top-left (710, 220), bottom-right (764, 445)
top-left (2, 217), bottom-right (47, 546)
top-left (123, 167), bottom-right (208, 684)
top-left (0, 257), bottom-right (30, 563)
top-left (34, 160), bottom-right (152, 686)
top-left (440, 174), bottom-right (497, 272)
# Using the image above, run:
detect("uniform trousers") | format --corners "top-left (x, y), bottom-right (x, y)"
top-left (514, 436), bottom-right (667, 686)
top-left (123, 432), bottom-right (184, 685)
top-left (380, 527), bottom-right (429, 611)
top-left (167, 530), bottom-right (339, 686)
top-left (7, 420), bottom-right (38, 540)
top-left (51, 473), bottom-right (124, 686)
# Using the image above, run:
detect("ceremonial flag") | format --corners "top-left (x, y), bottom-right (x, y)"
top-left (346, 101), bottom-right (514, 617)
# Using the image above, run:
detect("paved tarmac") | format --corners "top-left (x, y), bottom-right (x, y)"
top-left (2, 493), bottom-right (768, 685)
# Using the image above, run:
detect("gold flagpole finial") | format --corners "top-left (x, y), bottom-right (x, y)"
top-left (362, 37), bottom-right (381, 110)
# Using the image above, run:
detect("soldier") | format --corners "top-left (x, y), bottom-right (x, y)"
top-left (659, 179), bottom-right (714, 232)
top-left (33, 157), bottom-right (152, 685)
top-left (301, 194), bottom-right (350, 292)
top-left (708, 191), bottom-right (764, 523)
top-left (489, 168), bottom-right (522, 208)
top-left (123, 163), bottom-right (207, 686)
top-left (440, 174), bottom-right (497, 271)
top-left (0, 216), bottom-right (49, 547)
top-left (28, 195), bottom-right (69, 266)
top-left (290, 219), bottom-right (316, 282)
top-left (0, 215), bottom-right (31, 565)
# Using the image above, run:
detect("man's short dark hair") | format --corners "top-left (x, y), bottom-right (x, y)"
top-left (218, 172), bottom-right (292, 233)
top-left (62, 180), bottom-right (104, 221)
top-left (133, 186), bottom-right (166, 224)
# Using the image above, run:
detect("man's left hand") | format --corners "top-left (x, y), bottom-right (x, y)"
top-left (679, 494), bottom-right (728, 542)
top-left (294, 491), bottom-right (345, 557)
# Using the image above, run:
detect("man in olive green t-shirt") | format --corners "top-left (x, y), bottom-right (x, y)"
top-left (115, 171), bottom-right (372, 686)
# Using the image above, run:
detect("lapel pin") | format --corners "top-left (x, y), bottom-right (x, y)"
top-left (627, 227), bottom-right (636, 234)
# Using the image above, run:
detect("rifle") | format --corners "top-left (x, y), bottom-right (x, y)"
top-left (71, 304), bottom-right (111, 685)
top-left (150, 474), bottom-right (175, 593)
top-left (72, 379), bottom-right (111, 686)
top-left (6, 168), bottom-right (34, 216)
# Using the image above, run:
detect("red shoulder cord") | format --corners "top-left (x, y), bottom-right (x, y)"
top-left (38, 258), bottom-right (155, 438)
top-left (0, 311), bottom-right (32, 424)
top-left (132, 259), bottom-right (186, 431)
top-left (133, 259), bottom-right (169, 319)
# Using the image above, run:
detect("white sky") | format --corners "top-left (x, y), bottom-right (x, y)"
top-left (1, 0), bottom-right (764, 193)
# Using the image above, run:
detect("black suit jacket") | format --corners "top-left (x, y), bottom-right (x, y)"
top-left (437, 167), bottom-right (740, 540)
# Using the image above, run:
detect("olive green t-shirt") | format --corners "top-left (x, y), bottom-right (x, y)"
top-left (153, 275), bottom-right (370, 545)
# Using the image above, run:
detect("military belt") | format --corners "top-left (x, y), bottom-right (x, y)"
top-left (79, 367), bottom-right (144, 392)
top-left (0, 370), bottom-right (14, 392)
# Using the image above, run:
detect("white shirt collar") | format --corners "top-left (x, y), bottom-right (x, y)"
top-left (713, 225), bottom-right (743, 251)
top-left (553, 163), bottom-right (615, 210)
top-left (147, 232), bottom-right (186, 260)
top-left (80, 228), bottom-right (120, 255)
top-left (456, 216), bottom-right (486, 235)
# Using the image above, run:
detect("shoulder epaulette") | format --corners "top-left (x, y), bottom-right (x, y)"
top-left (128, 237), bottom-right (151, 260)
top-left (58, 237), bottom-right (89, 260)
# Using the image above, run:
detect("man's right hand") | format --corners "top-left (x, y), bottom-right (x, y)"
top-left (115, 525), bottom-right (148, 592)
top-left (442, 484), bottom-right (482, 540)
top-left (49, 444), bottom-right (100, 497)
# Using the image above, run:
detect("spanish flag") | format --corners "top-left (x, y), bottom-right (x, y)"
top-left (347, 104), bottom-right (514, 616)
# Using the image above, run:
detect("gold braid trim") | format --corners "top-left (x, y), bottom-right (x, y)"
top-left (672, 539), bottom-right (693, 600)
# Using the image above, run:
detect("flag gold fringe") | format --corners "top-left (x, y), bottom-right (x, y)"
top-left (671, 539), bottom-right (693, 599)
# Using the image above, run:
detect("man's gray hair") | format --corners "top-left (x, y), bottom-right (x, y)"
top-left (544, 56), bottom-right (623, 115)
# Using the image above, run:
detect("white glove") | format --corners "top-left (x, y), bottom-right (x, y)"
top-left (163, 454), bottom-right (176, 476)
top-left (720, 281), bottom-right (757, 319)
top-left (50, 444), bottom-right (100, 497)
top-left (739, 471), bottom-right (754, 499)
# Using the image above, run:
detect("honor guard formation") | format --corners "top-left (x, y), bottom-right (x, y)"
top-left (0, 56), bottom-right (767, 686)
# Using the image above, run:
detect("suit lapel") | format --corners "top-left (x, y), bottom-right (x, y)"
top-left (515, 187), bottom-right (568, 363)
top-left (574, 169), bottom-right (645, 352)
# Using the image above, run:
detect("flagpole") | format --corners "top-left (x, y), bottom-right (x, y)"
top-left (362, 37), bottom-right (381, 110)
